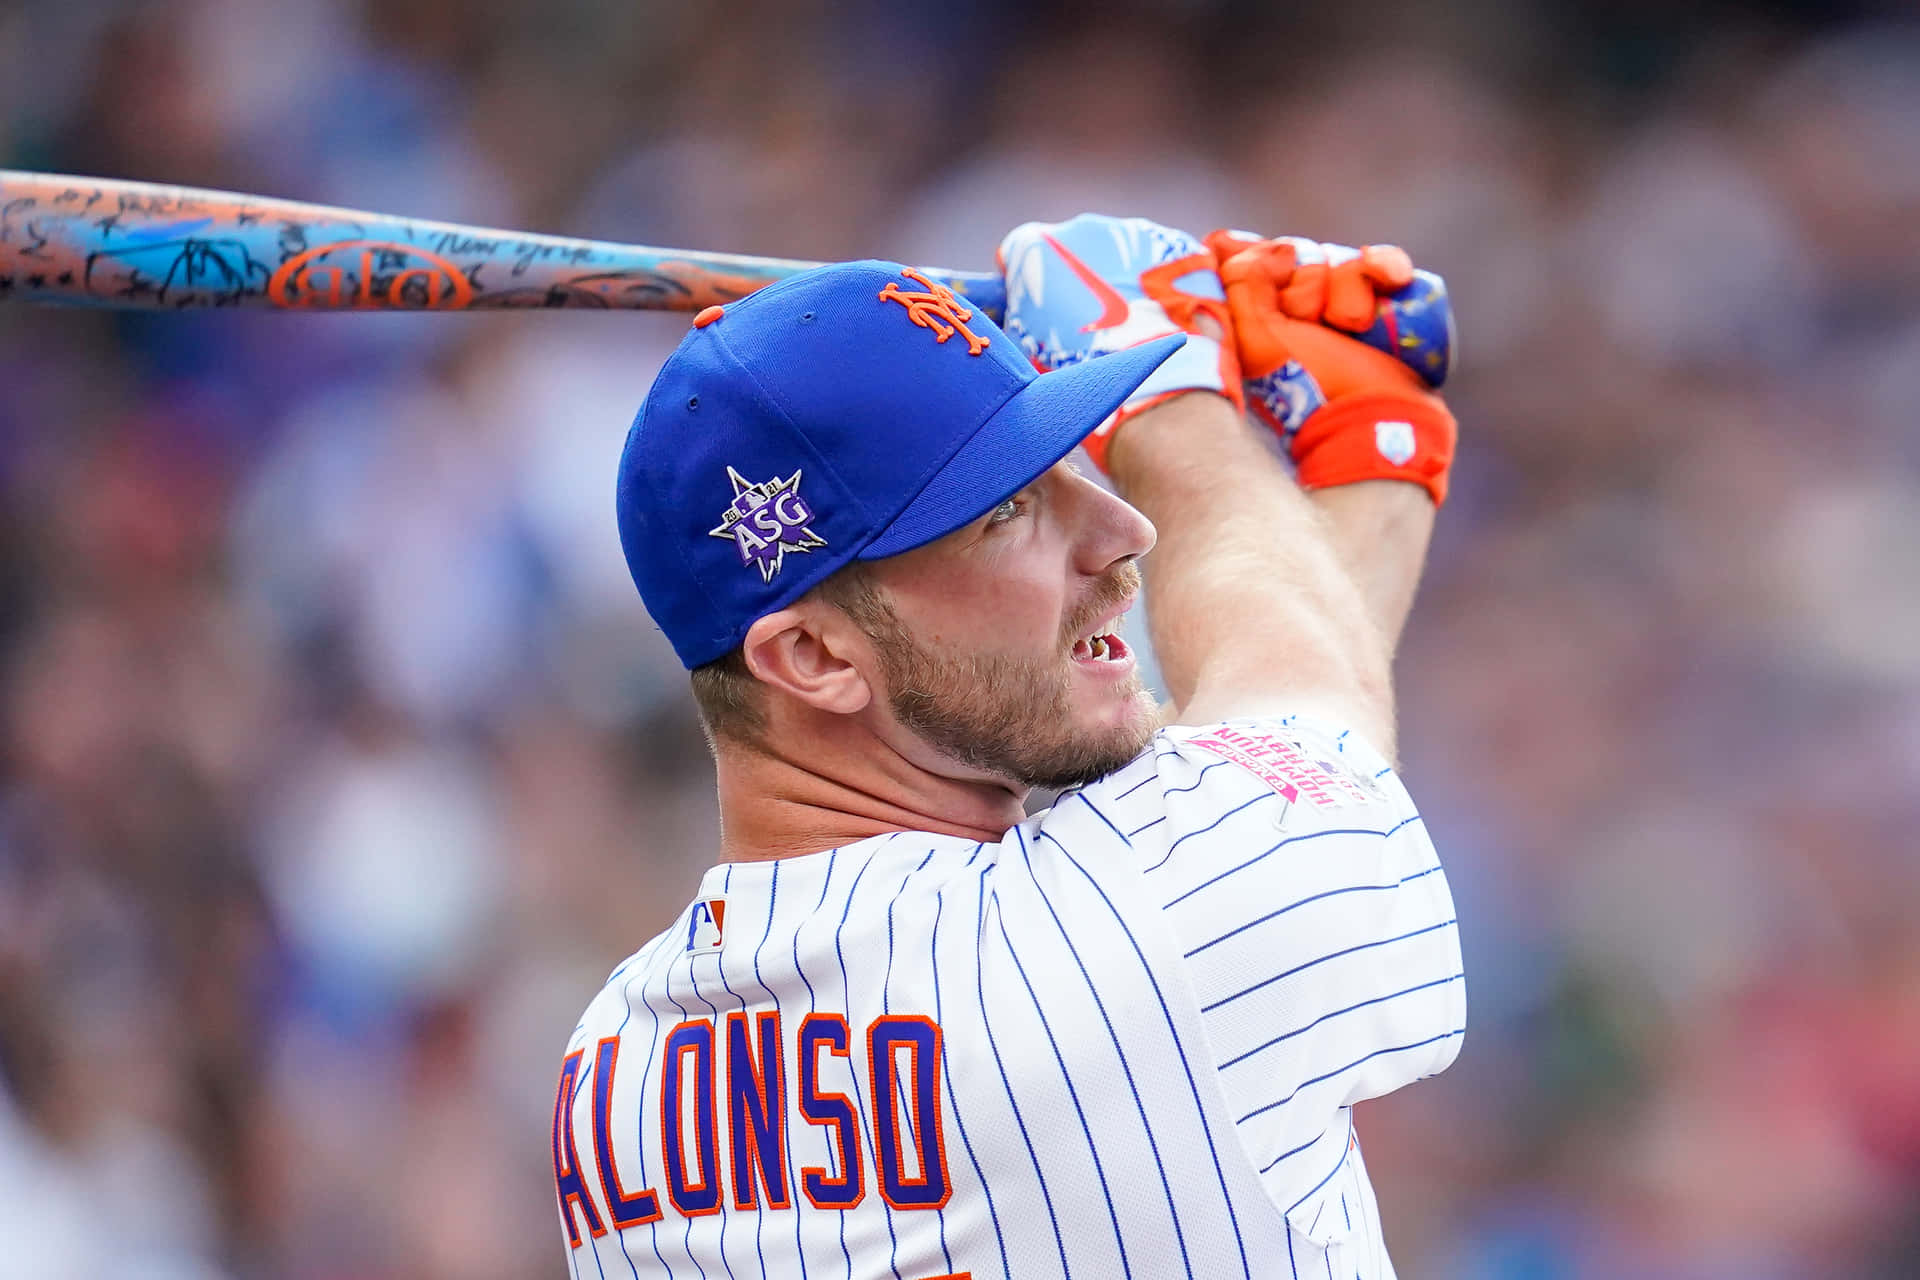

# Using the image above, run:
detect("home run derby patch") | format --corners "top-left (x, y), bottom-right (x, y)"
top-left (1185, 723), bottom-right (1383, 810)
top-left (708, 465), bottom-right (827, 582)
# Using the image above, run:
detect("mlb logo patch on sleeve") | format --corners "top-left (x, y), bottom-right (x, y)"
top-left (1186, 724), bottom-right (1383, 810)
top-left (686, 897), bottom-right (727, 952)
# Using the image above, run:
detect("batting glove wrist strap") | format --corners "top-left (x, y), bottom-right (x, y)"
top-left (1290, 392), bottom-right (1458, 505)
top-left (1082, 335), bottom-right (1237, 471)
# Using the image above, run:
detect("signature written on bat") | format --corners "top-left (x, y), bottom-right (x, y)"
top-left (83, 235), bottom-right (271, 305)
top-left (426, 230), bottom-right (601, 277)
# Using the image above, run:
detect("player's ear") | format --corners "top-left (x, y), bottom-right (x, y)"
top-left (740, 605), bottom-right (873, 715)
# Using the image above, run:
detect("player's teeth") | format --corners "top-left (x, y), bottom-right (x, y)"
top-left (1091, 636), bottom-right (1108, 660)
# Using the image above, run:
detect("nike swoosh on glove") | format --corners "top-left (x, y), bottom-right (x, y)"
top-left (998, 214), bottom-right (1243, 471)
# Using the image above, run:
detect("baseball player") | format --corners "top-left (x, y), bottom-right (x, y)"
top-left (553, 213), bottom-right (1464, 1279)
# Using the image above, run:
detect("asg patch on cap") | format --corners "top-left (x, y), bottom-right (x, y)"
top-left (707, 466), bottom-right (827, 582)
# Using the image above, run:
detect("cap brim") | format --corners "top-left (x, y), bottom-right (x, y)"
top-left (860, 333), bottom-right (1186, 559)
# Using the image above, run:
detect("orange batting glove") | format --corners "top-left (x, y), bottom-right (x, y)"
top-left (1203, 230), bottom-right (1458, 505)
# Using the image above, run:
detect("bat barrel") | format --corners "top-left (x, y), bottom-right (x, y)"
top-left (0, 170), bottom-right (1006, 319)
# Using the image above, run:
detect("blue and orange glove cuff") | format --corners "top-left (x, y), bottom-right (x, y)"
top-left (1290, 392), bottom-right (1457, 506)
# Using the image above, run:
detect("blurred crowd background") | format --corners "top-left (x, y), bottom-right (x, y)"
top-left (2, 0), bottom-right (1918, 1276)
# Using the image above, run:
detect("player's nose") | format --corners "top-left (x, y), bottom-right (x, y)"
top-left (1060, 463), bottom-right (1156, 573)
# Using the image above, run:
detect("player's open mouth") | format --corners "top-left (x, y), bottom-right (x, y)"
top-left (1069, 595), bottom-right (1136, 670)
top-left (1070, 630), bottom-right (1130, 664)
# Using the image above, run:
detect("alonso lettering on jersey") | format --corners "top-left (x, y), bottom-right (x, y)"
top-left (553, 1010), bottom-right (951, 1243)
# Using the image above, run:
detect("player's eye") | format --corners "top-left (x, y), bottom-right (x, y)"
top-left (987, 495), bottom-right (1025, 526)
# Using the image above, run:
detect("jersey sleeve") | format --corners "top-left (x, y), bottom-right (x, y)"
top-left (1077, 713), bottom-right (1465, 1208)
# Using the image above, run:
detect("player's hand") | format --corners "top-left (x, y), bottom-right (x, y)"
top-left (998, 214), bottom-right (1242, 472)
top-left (1204, 230), bottom-right (1459, 505)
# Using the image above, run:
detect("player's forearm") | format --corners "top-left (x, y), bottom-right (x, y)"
top-left (1306, 480), bottom-right (1436, 660)
top-left (1107, 393), bottom-right (1395, 748)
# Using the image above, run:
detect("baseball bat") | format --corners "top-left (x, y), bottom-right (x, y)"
top-left (0, 170), bottom-right (1002, 318)
top-left (0, 171), bottom-right (1451, 385)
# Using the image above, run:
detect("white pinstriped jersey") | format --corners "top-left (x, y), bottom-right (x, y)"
top-left (553, 713), bottom-right (1465, 1280)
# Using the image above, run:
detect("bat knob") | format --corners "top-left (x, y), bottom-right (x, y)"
top-left (1357, 268), bottom-right (1454, 389)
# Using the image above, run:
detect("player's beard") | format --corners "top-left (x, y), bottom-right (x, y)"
top-left (863, 563), bottom-right (1159, 791)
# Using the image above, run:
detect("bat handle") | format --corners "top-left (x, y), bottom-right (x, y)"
top-left (1354, 268), bottom-right (1454, 389)
top-left (936, 270), bottom-right (1007, 325)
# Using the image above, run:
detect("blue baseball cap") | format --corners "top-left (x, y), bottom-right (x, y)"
top-left (616, 259), bottom-right (1182, 669)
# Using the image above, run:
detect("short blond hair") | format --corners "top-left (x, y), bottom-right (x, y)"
top-left (687, 561), bottom-right (891, 749)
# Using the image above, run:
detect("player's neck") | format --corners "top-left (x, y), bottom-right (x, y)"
top-left (711, 728), bottom-right (1028, 863)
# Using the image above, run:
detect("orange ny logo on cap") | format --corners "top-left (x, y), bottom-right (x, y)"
top-left (878, 267), bottom-right (989, 356)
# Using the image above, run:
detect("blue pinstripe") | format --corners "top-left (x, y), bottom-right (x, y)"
top-left (570, 1016), bottom-right (610, 1280)
top-left (683, 957), bottom-right (736, 1280)
top-left (883, 858), bottom-right (933, 1120)
top-left (797, 854), bottom-right (854, 1280)
top-left (1143, 791), bottom-right (1277, 872)
top-left (699, 864), bottom-right (795, 1280)
top-left (895, 851), bottom-right (956, 1275)
top-left (829, 846), bottom-right (904, 1279)
top-left (1220, 974), bottom-right (1465, 1070)
top-left (1013, 826), bottom-right (1194, 1279)
top-left (972, 863), bottom-right (1074, 1277)
top-left (993, 904), bottom-right (1135, 1278)
top-left (1183, 864), bottom-right (1447, 957)
top-left (1162, 759), bottom-right (1234, 797)
top-left (929, 845), bottom-right (1001, 1278)
top-left (1051, 794), bottom-right (1254, 1280)
top-left (659, 977), bottom-right (708, 1280)
top-left (1244, 1028), bottom-right (1466, 1128)
top-left (631, 942), bottom-right (679, 1280)
top-left (1114, 767), bottom-right (1161, 801)
top-left (1201, 920), bottom-right (1459, 1013)
top-left (1160, 817), bottom-right (1425, 911)
top-left (876, 854), bottom-right (932, 1280)
top-left (745, 862), bottom-right (808, 1280)
top-left (564, 1208), bottom-right (583, 1280)
top-left (603, 942), bottom-right (663, 1280)
top-left (1251, 1127), bottom-right (1331, 1179)
top-left (559, 1028), bottom-right (591, 1280)
top-left (707, 867), bottom-right (766, 1280)
top-left (1285, 1117), bottom-right (1354, 1214)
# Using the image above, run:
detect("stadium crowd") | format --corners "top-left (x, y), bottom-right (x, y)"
top-left (1, 0), bottom-right (1917, 1275)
